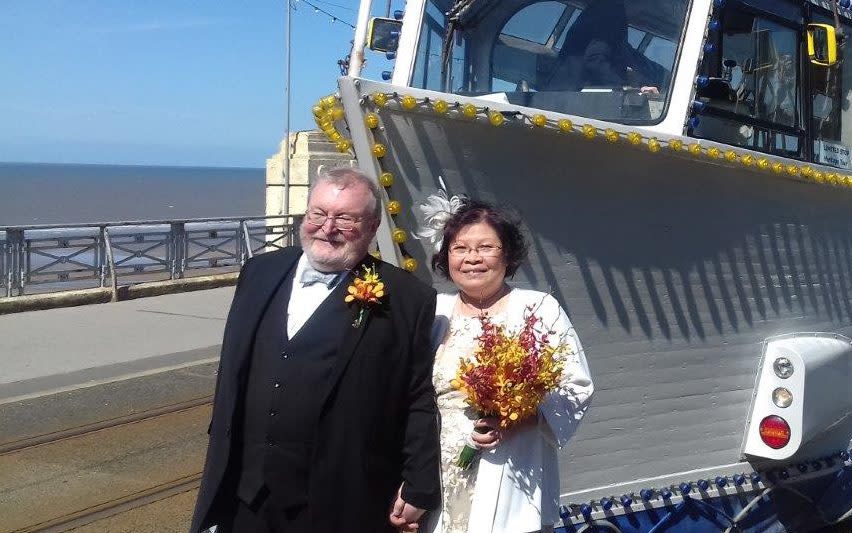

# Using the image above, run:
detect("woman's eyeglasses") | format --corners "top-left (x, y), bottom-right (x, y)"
top-left (305, 211), bottom-right (363, 231)
top-left (448, 244), bottom-right (503, 257)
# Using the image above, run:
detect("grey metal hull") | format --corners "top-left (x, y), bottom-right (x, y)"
top-left (337, 79), bottom-right (852, 501)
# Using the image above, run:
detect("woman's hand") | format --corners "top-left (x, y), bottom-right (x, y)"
top-left (471, 416), bottom-right (502, 450)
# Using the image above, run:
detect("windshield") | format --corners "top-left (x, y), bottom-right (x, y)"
top-left (411, 0), bottom-right (690, 124)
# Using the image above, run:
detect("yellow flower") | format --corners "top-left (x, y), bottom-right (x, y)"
top-left (345, 266), bottom-right (386, 327)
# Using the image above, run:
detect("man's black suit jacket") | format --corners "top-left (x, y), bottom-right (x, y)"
top-left (190, 247), bottom-right (441, 533)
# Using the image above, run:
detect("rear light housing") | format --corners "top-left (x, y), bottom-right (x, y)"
top-left (759, 415), bottom-right (791, 449)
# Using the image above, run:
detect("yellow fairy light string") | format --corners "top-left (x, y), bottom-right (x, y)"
top-left (335, 140), bottom-right (351, 152)
top-left (402, 257), bottom-right (418, 272)
top-left (401, 95), bottom-right (417, 110)
top-left (392, 228), bottom-right (407, 243)
top-left (372, 92), bottom-right (388, 107)
top-left (313, 93), bottom-right (354, 154)
top-left (488, 110), bottom-right (505, 126)
top-left (387, 200), bottom-right (401, 215)
top-left (348, 90), bottom-right (852, 235)
top-left (648, 138), bottom-right (661, 153)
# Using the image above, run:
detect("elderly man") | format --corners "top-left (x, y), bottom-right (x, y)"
top-left (191, 167), bottom-right (440, 533)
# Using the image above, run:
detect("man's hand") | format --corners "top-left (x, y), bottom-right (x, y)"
top-left (389, 486), bottom-right (425, 532)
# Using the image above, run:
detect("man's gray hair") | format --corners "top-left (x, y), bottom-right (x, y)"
top-left (309, 167), bottom-right (382, 220)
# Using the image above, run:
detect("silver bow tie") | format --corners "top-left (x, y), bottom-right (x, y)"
top-left (300, 267), bottom-right (342, 287)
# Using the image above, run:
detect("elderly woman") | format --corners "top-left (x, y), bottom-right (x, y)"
top-left (422, 199), bottom-right (594, 533)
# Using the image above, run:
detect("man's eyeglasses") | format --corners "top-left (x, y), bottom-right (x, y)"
top-left (305, 211), bottom-right (365, 231)
top-left (448, 244), bottom-right (503, 257)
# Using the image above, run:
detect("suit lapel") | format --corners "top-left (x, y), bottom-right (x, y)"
top-left (230, 249), bottom-right (301, 376)
top-left (319, 257), bottom-right (380, 409)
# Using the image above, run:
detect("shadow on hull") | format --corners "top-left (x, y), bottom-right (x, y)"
top-left (368, 100), bottom-right (852, 495)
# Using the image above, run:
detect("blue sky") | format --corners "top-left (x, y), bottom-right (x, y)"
top-left (0, 1), bottom-right (396, 168)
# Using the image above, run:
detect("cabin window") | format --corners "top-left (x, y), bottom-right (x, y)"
top-left (488, 0), bottom-right (688, 123)
top-left (693, 6), bottom-right (804, 158)
top-left (412, 0), bottom-right (446, 91)
top-left (409, 0), bottom-right (689, 125)
top-left (809, 16), bottom-right (852, 170)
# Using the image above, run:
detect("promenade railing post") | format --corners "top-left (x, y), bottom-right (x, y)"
top-left (2, 233), bottom-right (10, 297)
top-left (239, 220), bottom-right (253, 264)
top-left (103, 227), bottom-right (119, 302)
top-left (7, 229), bottom-right (25, 296)
top-left (97, 226), bottom-right (108, 287)
top-left (170, 222), bottom-right (186, 279)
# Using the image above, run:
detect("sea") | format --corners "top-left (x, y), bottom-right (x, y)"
top-left (0, 162), bottom-right (266, 227)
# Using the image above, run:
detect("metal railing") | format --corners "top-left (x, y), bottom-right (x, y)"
top-left (0, 215), bottom-right (302, 297)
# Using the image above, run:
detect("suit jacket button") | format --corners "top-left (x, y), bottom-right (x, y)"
top-left (225, 426), bottom-right (231, 436)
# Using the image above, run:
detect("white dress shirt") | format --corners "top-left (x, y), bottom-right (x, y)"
top-left (286, 254), bottom-right (345, 339)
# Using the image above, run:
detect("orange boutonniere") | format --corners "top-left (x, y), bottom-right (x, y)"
top-left (345, 265), bottom-right (385, 327)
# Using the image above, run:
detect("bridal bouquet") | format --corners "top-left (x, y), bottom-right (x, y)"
top-left (451, 306), bottom-right (569, 468)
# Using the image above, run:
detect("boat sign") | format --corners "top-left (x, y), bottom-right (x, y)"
top-left (815, 139), bottom-right (851, 169)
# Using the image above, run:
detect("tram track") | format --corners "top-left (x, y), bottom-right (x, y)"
top-left (0, 397), bottom-right (212, 532)
top-left (0, 395), bottom-right (213, 456)
top-left (9, 472), bottom-right (202, 533)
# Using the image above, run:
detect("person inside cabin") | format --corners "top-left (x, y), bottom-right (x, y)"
top-left (544, 0), bottom-right (662, 95)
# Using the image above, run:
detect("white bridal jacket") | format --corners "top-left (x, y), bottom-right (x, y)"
top-left (428, 288), bottom-right (595, 533)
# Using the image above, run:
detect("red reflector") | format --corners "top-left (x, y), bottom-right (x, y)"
top-left (759, 415), bottom-right (791, 449)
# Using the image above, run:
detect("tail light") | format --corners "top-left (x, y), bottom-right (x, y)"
top-left (759, 415), bottom-right (791, 449)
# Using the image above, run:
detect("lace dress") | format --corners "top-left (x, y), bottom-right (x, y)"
top-left (432, 310), bottom-right (507, 533)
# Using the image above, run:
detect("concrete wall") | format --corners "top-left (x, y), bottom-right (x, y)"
top-left (265, 130), bottom-right (357, 217)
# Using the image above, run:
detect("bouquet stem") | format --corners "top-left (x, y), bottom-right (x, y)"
top-left (456, 443), bottom-right (479, 469)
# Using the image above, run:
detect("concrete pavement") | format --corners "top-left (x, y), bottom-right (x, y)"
top-left (0, 287), bottom-right (234, 403)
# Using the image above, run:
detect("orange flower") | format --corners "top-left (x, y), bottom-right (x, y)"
top-left (345, 265), bottom-right (385, 327)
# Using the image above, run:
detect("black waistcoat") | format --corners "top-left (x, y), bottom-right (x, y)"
top-left (234, 268), bottom-right (349, 507)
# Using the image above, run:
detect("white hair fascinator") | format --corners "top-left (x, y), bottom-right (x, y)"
top-left (415, 179), bottom-right (466, 252)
